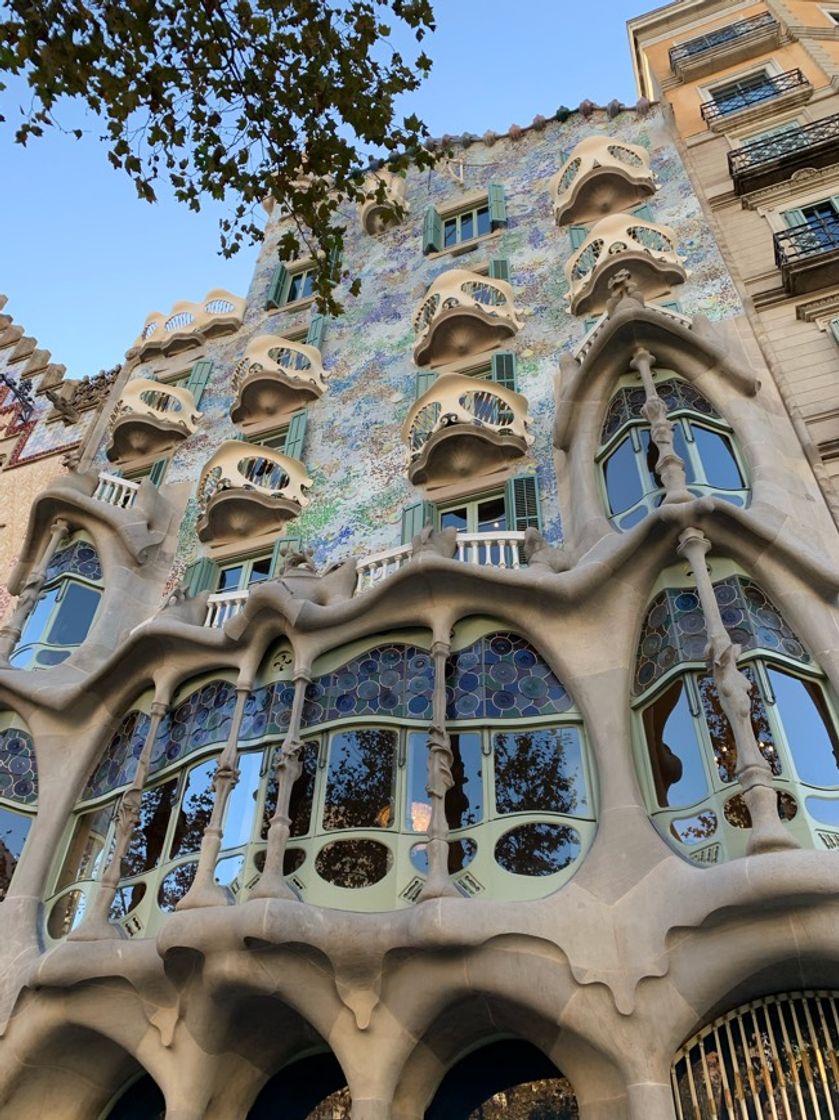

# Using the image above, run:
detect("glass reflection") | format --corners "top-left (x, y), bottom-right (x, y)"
top-left (604, 436), bottom-right (642, 515)
top-left (315, 838), bottom-right (391, 888)
top-left (170, 758), bottom-right (216, 858)
top-left (122, 778), bottom-right (178, 876)
top-left (494, 823), bottom-right (581, 876)
top-left (157, 861), bottom-right (198, 911)
top-left (693, 426), bottom-right (742, 490)
top-left (406, 731), bottom-right (482, 832)
top-left (698, 668), bottom-right (780, 782)
top-left (323, 729), bottom-right (396, 830)
top-left (0, 806), bottom-right (32, 899)
top-left (47, 583), bottom-right (101, 646)
top-left (261, 741), bottom-right (318, 839)
top-left (56, 801), bottom-right (114, 891)
top-left (643, 680), bottom-right (708, 807)
top-left (768, 668), bottom-right (839, 787)
top-left (222, 750), bottom-right (261, 850)
top-left (494, 728), bottom-right (587, 816)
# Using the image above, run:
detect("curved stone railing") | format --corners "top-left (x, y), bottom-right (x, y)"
top-left (198, 441), bottom-right (311, 512)
top-left (359, 169), bottom-right (408, 234)
top-left (230, 336), bottom-right (326, 431)
top-left (109, 378), bottom-right (201, 436)
top-left (403, 373), bottom-right (532, 461)
top-left (550, 136), bottom-right (654, 225)
top-left (128, 289), bottom-right (245, 358)
top-left (412, 269), bottom-right (522, 365)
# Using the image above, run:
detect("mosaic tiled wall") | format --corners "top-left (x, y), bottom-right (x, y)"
top-left (94, 108), bottom-right (743, 584)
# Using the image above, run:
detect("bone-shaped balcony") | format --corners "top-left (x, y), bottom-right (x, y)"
top-left (128, 289), bottom-right (245, 359)
top-left (550, 136), bottom-right (655, 226)
top-left (196, 441), bottom-right (312, 546)
top-left (402, 373), bottom-right (533, 488)
top-left (230, 335), bottom-right (326, 430)
top-left (412, 269), bottom-right (522, 367)
top-left (106, 378), bottom-right (201, 465)
top-left (565, 213), bottom-right (686, 316)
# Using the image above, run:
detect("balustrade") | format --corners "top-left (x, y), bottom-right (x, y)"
top-left (93, 472), bottom-right (140, 510)
top-left (204, 590), bottom-right (250, 628)
top-left (412, 269), bottom-right (522, 366)
top-left (129, 289), bottom-right (245, 358)
top-left (107, 378), bottom-right (201, 465)
top-left (231, 334), bottom-right (326, 428)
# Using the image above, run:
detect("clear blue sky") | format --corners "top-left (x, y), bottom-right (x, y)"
top-left (0, 1), bottom-right (645, 379)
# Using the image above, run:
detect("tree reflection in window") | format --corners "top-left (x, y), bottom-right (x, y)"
top-left (495, 822), bottom-right (582, 876)
top-left (406, 730), bottom-right (482, 833)
top-left (323, 729), bottom-right (396, 830)
top-left (494, 728), bottom-right (587, 816)
top-left (170, 758), bottom-right (217, 857)
top-left (122, 778), bottom-right (178, 876)
top-left (697, 667), bottom-right (780, 781)
top-left (262, 742), bottom-right (319, 838)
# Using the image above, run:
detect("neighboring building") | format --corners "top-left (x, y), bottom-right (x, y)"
top-left (0, 93), bottom-right (838, 1120)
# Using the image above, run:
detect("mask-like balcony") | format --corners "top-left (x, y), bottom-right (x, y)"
top-left (565, 213), bottom-right (686, 316)
top-left (196, 441), bottom-right (312, 545)
top-left (774, 213), bottom-right (839, 295)
top-left (550, 137), bottom-right (655, 226)
top-left (127, 290), bottom-right (245, 360)
top-left (728, 114), bottom-right (839, 195)
top-left (359, 169), bottom-right (408, 234)
top-left (413, 269), bottom-right (522, 367)
top-left (230, 335), bottom-right (326, 431)
top-left (669, 13), bottom-right (781, 81)
top-left (106, 378), bottom-right (201, 465)
top-left (402, 373), bottom-right (533, 488)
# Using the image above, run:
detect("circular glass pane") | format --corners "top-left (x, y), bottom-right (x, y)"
top-left (157, 861), bottom-right (198, 912)
top-left (48, 890), bottom-right (86, 938)
top-left (109, 881), bottom-right (147, 921)
top-left (494, 823), bottom-right (581, 877)
top-left (315, 839), bottom-right (391, 888)
top-left (410, 838), bottom-right (477, 875)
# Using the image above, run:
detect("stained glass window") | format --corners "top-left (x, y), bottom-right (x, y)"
top-left (44, 539), bottom-right (103, 583)
top-left (601, 378), bottom-right (719, 442)
top-left (302, 644), bottom-right (435, 726)
top-left (0, 726), bottom-right (38, 805)
top-left (446, 632), bottom-right (572, 720)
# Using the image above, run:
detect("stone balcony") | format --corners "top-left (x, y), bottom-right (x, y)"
top-left (196, 441), bottom-right (312, 546)
top-left (412, 269), bottom-right (522, 367)
top-left (565, 213), bottom-right (686, 316)
top-left (359, 169), bottom-right (408, 234)
top-left (106, 378), bottom-right (201, 465)
top-left (127, 290), bottom-right (245, 360)
top-left (550, 137), bottom-right (655, 226)
top-left (230, 335), bottom-right (326, 431)
top-left (402, 373), bottom-right (533, 488)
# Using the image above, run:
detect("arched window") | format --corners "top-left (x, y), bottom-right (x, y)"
top-left (634, 567), bottom-right (839, 864)
top-left (11, 534), bottom-right (103, 669)
top-left (102, 1073), bottom-right (165, 1119)
top-left (47, 627), bottom-right (595, 938)
top-left (0, 712), bottom-right (37, 899)
top-left (248, 1052), bottom-right (349, 1120)
top-left (598, 373), bottom-right (748, 531)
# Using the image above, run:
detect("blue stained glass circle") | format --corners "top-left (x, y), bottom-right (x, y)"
top-left (489, 661), bottom-right (516, 685)
top-left (358, 680), bottom-right (380, 700)
top-left (336, 694), bottom-right (355, 713)
top-left (455, 692), bottom-right (480, 716)
top-left (520, 676), bottom-right (548, 699)
top-left (492, 690), bottom-right (516, 710)
top-left (514, 648), bottom-right (537, 669)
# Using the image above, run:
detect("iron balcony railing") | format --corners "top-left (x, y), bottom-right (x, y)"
top-left (670, 11), bottom-right (777, 67)
top-left (774, 212), bottom-right (839, 270)
top-left (700, 69), bottom-right (807, 124)
top-left (729, 113), bottom-right (839, 179)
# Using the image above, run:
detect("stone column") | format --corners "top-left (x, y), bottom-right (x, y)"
top-left (70, 699), bottom-right (169, 940)
top-left (176, 684), bottom-right (251, 910)
top-left (250, 672), bottom-right (309, 900)
top-left (417, 638), bottom-right (460, 902)
top-left (677, 527), bottom-right (797, 855)
top-left (630, 347), bottom-right (692, 505)
top-left (0, 517), bottom-right (70, 662)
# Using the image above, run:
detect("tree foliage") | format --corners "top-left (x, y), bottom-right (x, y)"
top-left (0, 0), bottom-right (437, 312)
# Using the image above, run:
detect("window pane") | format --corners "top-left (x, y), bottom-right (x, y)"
top-left (0, 806), bottom-right (32, 899)
top-left (406, 730), bottom-right (482, 832)
top-left (287, 273), bottom-right (302, 302)
top-left (692, 426), bottom-right (743, 490)
top-left (56, 802), bottom-right (114, 890)
top-left (673, 423), bottom-right (696, 484)
top-left (301, 271), bottom-right (315, 299)
top-left (698, 667), bottom-right (780, 782)
top-left (169, 757), bottom-right (216, 858)
top-left (261, 740), bottom-right (319, 839)
top-left (218, 565), bottom-right (244, 591)
top-left (460, 212), bottom-right (474, 241)
top-left (440, 506), bottom-right (468, 532)
top-left (47, 583), bottom-right (101, 647)
top-left (122, 778), bottom-right (178, 876)
top-left (476, 206), bottom-right (491, 237)
top-left (249, 556), bottom-right (272, 585)
top-left (768, 668), bottom-right (839, 787)
top-left (221, 751), bottom-right (261, 850)
top-left (642, 680), bottom-right (708, 808)
top-left (444, 219), bottom-right (457, 247)
top-left (494, 727), bottom-right (588, 816)
top-left (16, 587), bottom-right (60, 648)
top-left (323, 728), bottom-right (396, 830)
top-left (477, 497), bottom-right (507, 532)
top-left (604, 436), bottom-right (644, 515)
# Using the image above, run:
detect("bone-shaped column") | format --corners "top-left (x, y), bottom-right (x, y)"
top-left (630, 346), bottom-right (692, 504)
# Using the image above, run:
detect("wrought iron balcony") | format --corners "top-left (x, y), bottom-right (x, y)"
top-left (700, 69), bottom-right (811, 128)
top-left (669, 13), bottom-right (780, 80)
top-left (230, 334), bottom-right (326, 430)
top-left (550, 136), bottom-right (655, 226)
top-left (196, 440), bottom-right (311, 545)
top-left (728, 114), bottom-right (839, 194)
top-left (106, 378), bottom-right (201, 465)
top-left (412, 269), bottom-right (522, 367)
top-left (402, 373), bottom-right (532, 488)
top-left (774, 213), bottom-right (839, 295)
top-left (127, 290), bottom-right (245, 359)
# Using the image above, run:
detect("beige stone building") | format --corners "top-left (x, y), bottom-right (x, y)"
top-left (1, 54), bottom-right (839, 1120)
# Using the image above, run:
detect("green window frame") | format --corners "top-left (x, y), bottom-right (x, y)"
top-left (422, 185), bottom-right (507, 255)
top-left (266, 262), bottom-right (317, 309)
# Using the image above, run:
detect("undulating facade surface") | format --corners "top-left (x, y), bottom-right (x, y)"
top-left (2, 60), bottom-right (839, 1119)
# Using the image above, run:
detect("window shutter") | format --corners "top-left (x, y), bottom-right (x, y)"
top-left (569, 225), bottom-right (588, 250)
top-left (505, 474), bottom-right (542, 532)
top-left (490, 352), bottom-right (518, 392)
top-left (148, 458), bottom-right (168, 487)
top-left (266, 263), bottom-right (288, 309)
top-left (488, 257), bottom-right (511, 282)
top-left (328, 247), bottom-right (342, 282)
top-left (184, 358), bottom-right (213, 407)
top-left (306, 312), bottom-right (327, 351)
top-left (284, 410), bottom-right (308, 461)
top-left (632, 202), bottom-right (654, 221)
top-left (401, 501), bottom-right (434, 545)
top-left (422, 206), bottom-right (443, 254)
top-left (487, 182), bottom-right (508, 229)
top-left (830, 318), bottom-right (839, 346)
top-left (183, 557), bottom-right (217, 596)
top-left (270, 533), bottom-right (303, 574)
top-left (783, 208), bottom-right (806, 229)
top-left (415, 370), bottom-right (437, 399)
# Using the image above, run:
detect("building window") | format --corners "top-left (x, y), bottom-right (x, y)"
top-left (0, 715), bottom-right (37, 900)
top-left (597, 373), bottom-right (748, 531)
top-left (216, 554), bottom-right (273, 593)
top-left (422, 185), bottom-right (507, 255)
top-left (11, 535), bottom-right (104, 671)
top-left (265, 261), bottom-right (318, 309)
top-left (444, 203), bottom-right (492, 248)
top-left (707, 69), bottom-right (779, 116)
top-left (783, 196), bottom-right (839, 254)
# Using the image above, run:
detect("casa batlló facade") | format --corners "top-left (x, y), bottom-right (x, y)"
top-left (1, 65), bottom-right (839, 1120)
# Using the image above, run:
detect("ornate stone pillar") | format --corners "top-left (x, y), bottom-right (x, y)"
top-left (417, 637), bottom-right (460, 902)
top-left (0, 517), bottom-right (71, 662)
top-left (69, 699), bottom-right (169, 941)
top-left (250, 672), bottom-right (309, 900)
top-left (177, 684), bottom-right (251, 910)
top-left (630, 347), bottom-right (691, 505)
top-left (677, 527), bottom-right (797, 855)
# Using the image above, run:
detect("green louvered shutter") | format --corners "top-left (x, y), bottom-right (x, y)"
top-left (306, 313), bottom-right (327, 351)
top-left (422, 207), bottom-right (443, 254)
top-left (488, 257), bottom-right (511, 282)
top-left (490, 352), bottom-right (518, 392)
top-left (487, 183), bottom-right (508, 229)
top-left (415, 370), bottom-right (436, 399)
top-left (284, 410), bottom-right (308, 461)
top-left (569, 225), bottom-right (588, 250)
top-left (632, 202), bottom-right (654, 221)
top-left (183, 557), bottom-right (218, 596)
top-left (266, 263), bottom-right (288, 309)
top-left (185, 358), bottom-right (213, 406)
top-left (148, 458), bottom-right (168, 487)
top-left (401, 501), bottom-right (434, 544)
top-left (505, 474), bottom-right (542, 532)
top-left (270, 533), bottom-right (304, 574)
top-left (783, 208), bottom-right (806, 229)
top-left (328, 247), bottom-right (342, 282)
